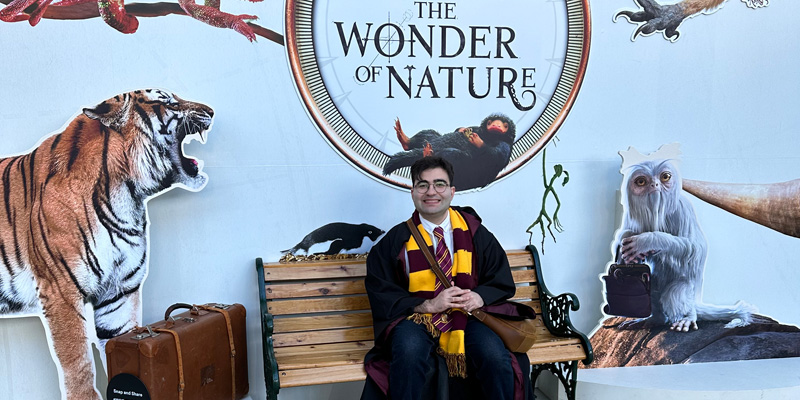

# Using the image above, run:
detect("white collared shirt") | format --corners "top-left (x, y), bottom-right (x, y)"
top-left (419, 214), bottom-right (454, 256)
top-left (404, 213), bottom-right (454, 275)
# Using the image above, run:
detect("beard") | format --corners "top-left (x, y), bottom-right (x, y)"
top-left (628, 189), bottom-right (678, 233)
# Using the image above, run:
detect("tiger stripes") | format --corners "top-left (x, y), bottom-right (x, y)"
top-left (0, 89), bottom-right (213, 400)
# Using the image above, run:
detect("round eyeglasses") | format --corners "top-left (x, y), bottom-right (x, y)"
top-left (414, 181), bottom-right (450, 194)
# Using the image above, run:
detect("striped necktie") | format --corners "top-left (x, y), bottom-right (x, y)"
top-left (433, 226), bottom-right (454, 332)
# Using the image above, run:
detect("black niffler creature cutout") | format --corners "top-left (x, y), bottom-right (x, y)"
top-left (383, 113), bottom-right (516, 191)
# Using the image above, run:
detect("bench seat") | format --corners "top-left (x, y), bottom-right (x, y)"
top-left (256, 245), bottom-right (593, 399)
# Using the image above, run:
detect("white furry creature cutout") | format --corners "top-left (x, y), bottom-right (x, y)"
top-left (611, 144), bottom-right (755, 332)
top-left (0, 89), bottom-right (213, 400)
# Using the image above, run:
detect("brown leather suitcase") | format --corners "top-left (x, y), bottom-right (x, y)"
top-left (106, 303), bottom-right (249, 400)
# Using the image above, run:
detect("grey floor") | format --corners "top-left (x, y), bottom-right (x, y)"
top-left (534, 388), bottom-right (551, 400)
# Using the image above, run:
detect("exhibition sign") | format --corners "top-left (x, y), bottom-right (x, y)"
top-left (286, 0), bottom-right (591, 190)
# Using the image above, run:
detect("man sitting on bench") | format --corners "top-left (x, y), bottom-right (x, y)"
top-left (361, 156), bottom-right (534, 400)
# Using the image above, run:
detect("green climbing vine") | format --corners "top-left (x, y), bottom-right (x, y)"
top-left (526, 148), bottom-right (569, 253)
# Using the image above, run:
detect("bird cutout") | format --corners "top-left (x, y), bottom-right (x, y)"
top-left (283, 222), bottom-right (385, 256)
top-left (615, 0), bottom-right (769, 42)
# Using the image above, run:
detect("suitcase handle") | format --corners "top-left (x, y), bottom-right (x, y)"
top-left (164, 303), bottom-right (199, 320)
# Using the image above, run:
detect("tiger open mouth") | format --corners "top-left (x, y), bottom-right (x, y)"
top-left (175, 112), bottom-right (213, 187)
top-left (179, 130), bottom-right (207, 177)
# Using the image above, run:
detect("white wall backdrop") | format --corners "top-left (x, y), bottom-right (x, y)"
top-left (1, 1), bottom-right (798, 399)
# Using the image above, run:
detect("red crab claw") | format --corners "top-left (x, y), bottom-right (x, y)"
top-left (28, 0), bottom-right (54, 26)
top-left (229, 14), bottom-right (258, 42)
top-left (98, 0), bottom-right (140, 34)
top-left (51, 0), bottom-right (138, 32)
top-left (178, 0), bottom-right (259, 42)
top-left (0, 0), bottom-right (36, 22)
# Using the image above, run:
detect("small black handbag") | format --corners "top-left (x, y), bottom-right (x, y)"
top-left (602, 260), bottom-right (652, 318)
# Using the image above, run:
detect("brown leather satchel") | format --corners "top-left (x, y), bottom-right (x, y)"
top-left (406, 219), bottom-right (538, 353)
top-left (469, 307), bottom-right (538, 353)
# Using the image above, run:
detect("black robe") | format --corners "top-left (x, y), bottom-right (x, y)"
top-left (361, 206), bottom-right (534, 400)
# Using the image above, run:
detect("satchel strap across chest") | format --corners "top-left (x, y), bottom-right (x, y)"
top-left (406, 218), bottom-right (452, 289)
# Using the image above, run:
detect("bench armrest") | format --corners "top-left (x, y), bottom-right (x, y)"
top-left (525, 245), bottom-right (594, 364)
top-left (256, 258), bottom-right (281, 400)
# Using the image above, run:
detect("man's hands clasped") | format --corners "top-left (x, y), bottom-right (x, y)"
top-left (414, 286), bottom-right (484, 314)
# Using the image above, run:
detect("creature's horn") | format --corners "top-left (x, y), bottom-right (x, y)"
top-left (682, 178), bottom-right (800, 238)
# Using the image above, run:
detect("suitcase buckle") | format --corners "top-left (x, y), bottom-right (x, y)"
top-left (168, 316), bottom-right (197, 323)
top-left (132, 325), bottom-right (160, 340)
top-left (208, 303), bottom-right (231, 309)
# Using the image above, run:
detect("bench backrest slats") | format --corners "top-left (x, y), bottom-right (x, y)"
top-left (262, 251), bottom-right (536, 282)
top-left (274, 345), bottom-right (371, 370)
top-left (265, 280), bottom-right (367, 299)
top-left (273, 312), bottom-right (374, 334)
top-left (268, 296), bottom-right (371, 315)
top-left (263, 250), bottom-right (542, 352)
top-left (265, 275), bottom-right (536, 301)
top-left (273, 327), bottom-right (375, 347)
top-left (273, 341), bottom-right (375, 358)
top-left (511, 285), bottom-right (538, 300)
top-left (264, 262), bottom-right (367, 281)
top-left (519, 299), bottom-right (542, 314)
top-left (507, 252), bottom-right (535, 267)
top-left (510, 269), bottom-right (537, 283)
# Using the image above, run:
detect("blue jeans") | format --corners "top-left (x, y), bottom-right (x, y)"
top-left (389, 317), bottom-right (515, 400)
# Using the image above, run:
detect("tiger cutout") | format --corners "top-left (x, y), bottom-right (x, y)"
top-left (0, 89), bottom-right (213, 400)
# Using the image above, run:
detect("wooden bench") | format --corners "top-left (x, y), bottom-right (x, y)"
top-left (255, 245), bottom-right (593, 400)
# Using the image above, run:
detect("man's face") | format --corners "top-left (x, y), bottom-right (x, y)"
top-left (411, 167), bottom-right (455, 224)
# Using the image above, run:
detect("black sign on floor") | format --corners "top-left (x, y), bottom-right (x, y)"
top-left (107, 373), bottom-right (150, 400)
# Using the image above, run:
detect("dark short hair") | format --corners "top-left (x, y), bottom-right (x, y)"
top-left (410, 156), bottom-right (454, 185)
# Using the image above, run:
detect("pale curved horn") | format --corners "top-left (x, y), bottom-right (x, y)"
top-left (682, 178), bottom-right (800, 238)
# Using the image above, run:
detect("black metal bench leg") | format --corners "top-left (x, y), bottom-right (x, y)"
top-left (555, 361), bottom-right (578, 400)
top-left (530, 364), bottom-right (548, 399)
top-left (529, 361), bottom-right (579, 400)
top-left (558, 361), bottom-right (578, 400)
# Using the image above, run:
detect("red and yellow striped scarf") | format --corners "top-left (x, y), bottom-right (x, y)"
top-left (406, 208), bottom-right (474, 378)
